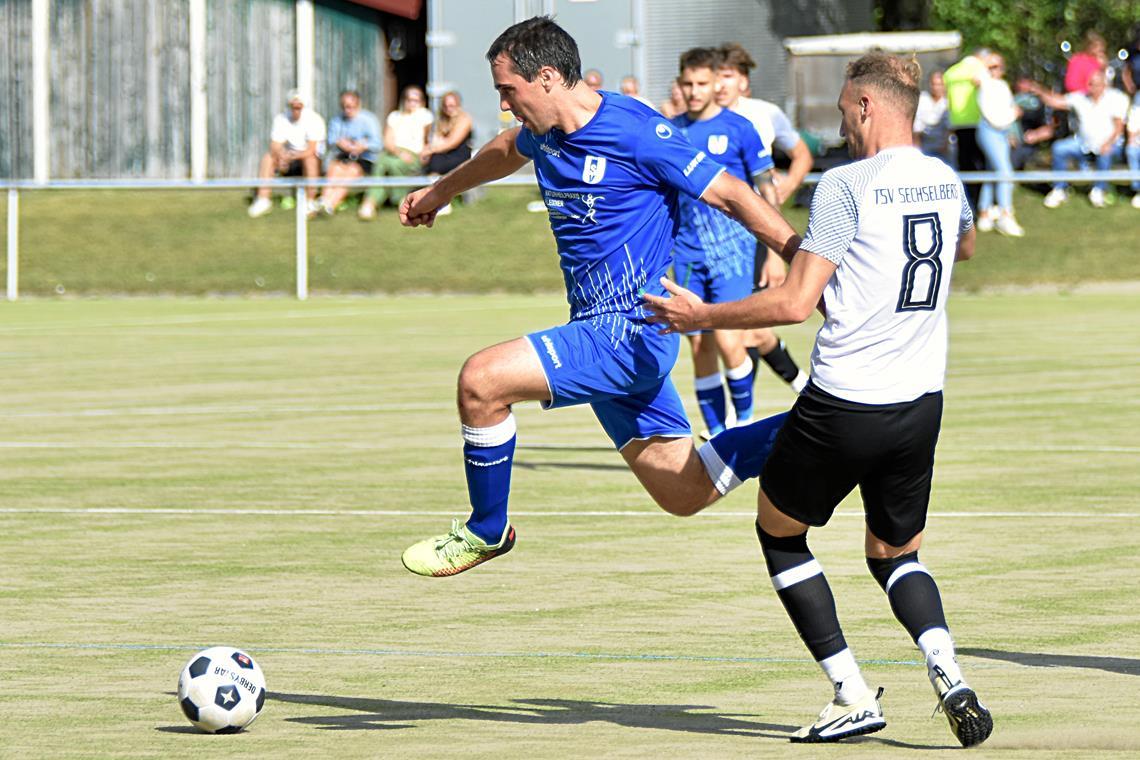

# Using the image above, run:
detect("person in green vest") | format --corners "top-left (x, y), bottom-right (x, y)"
top-left (944, 48), bottom-right (992, 211)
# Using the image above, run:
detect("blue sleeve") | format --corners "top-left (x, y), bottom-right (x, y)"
top-left (515, 128), bottom-right (535, 160)
top-left (739, 121), bottom-right (775, 180)
top-left (326, 116), bottom-right (344, 149)
top-left (635, 117), bottom-right (724, 200)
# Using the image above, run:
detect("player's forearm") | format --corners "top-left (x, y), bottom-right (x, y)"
top-left (430, 129), bottom-right (528, 201)
top-left (703, 174), bottom-right (800, 262)
top-left (701, 287), bottom-right (807, 330)
top-left (784, 141), bottom-right (813, 194)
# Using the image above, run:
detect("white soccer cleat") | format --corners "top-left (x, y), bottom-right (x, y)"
top-left (247, 197), bottom-right (273, 218)
top-left (789, 687), bottom-right (886, 743)
top-left (1088, 187), bottom-right (1107, 208)
top-left (1042, 187), bottom-right (1068, 208)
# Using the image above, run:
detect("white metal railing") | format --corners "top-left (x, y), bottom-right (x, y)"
top-left (2, 170), bottom-right (1138, 301)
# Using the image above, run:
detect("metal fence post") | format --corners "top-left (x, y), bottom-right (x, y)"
top-left (295, 185), bottom-right (308, 301)
top-left (6, 189), bottom-right (18, 301)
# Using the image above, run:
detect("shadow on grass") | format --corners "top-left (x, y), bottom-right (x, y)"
top-left (514, 459), bottom-right (628, 473)
top-left (960, 647), bottom-right (1140, 677)
top-left (269, 692), bottom-right (952, 748)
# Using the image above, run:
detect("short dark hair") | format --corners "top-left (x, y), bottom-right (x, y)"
top-left (339, 89), bottom-right (360, 102)
top-left (718, 43), bottom-right (755, 76)
top-left (846, 51), bottom-right (921, 119)
top-left (678, 47), bottom-right (722, 75)
top-left (485, 16), bottom-right (582, 88)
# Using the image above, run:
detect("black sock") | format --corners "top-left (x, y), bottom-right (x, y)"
top-left (746, 346), bottom-right (762, 373)
top-left (867, 552), bottom-right (948, 642)
top-left (761, 339), bottom-right (802, 385)
top-left (757, 523), bottom-right (847, 661)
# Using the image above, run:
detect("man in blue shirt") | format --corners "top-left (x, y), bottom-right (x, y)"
top-left (671, 47), bottom-right (776, 438)
top-left (316, 90), bottom-right (382, 219)
top-left (397, 16), bottom-right (800, 578)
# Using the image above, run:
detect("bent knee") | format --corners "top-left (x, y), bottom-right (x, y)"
top-left (457, 355), bottom-right (499, 409)
top-left (652, 490), bottom-right (708, 517)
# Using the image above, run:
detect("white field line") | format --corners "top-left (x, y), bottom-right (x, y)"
top-left (0, 402), bottom-right (456, 419)
top-left (0, 301), bottom-right (554, 333)
top-left (0, 507), bottom-right (1136, 519)
top-left (0, 440), bottom-right (1136, 454)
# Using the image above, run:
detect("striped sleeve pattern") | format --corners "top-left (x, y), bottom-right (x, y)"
top-left (959, 182), bottom-right (974, 233)
top-left (800, 170), bottom-right (860, 265)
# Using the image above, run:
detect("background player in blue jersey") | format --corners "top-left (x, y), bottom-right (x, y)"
top-left (396, 16), bottom-right (801, 578)
top-left (670, 47), bottom-right (777, 437)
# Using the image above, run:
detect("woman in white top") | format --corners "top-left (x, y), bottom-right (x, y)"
top-left (975, 54), bottom-right (1025, 236)
top-left (361, 85), bottom-right (433, 218)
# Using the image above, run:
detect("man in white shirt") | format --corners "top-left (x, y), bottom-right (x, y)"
top-left (249, 90), bottom-right (327, 218)
top-left (1034, 70), bottom-right (1129, 208)
top-left (645, 52), bottom-right (991, 748)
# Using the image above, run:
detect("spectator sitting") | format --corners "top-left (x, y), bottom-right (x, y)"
top-left (1033, 70), bottom-right (1129, 208)
top-left (619, 75), bottom-right (655, 108)
top-left (360, 85), bottom-right (433, 218)
top-left (1010, 77), bottom-right (1057, 170)
top-left (419, 90), bottom-right (474, 216)
top-left (1065, 31), bottom-right (1109, 94)
top-left (913, 69), bottom-right (952, 164)
top-left (1122, 24), bottom-right (1140, 96)
top-left (584, 68), bottom-right (604, 91)
top-left (248, 90), bottom-right (326, 218)
top-left (315, 89), bottom-right (381, 220)
top-left (658, 80), bottom-right (685, 118)
top-left (975, 53), bottom-right (1024, 236)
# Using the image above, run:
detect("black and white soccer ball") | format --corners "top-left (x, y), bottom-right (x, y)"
top-left (177, 646), bottom-right (267, 733)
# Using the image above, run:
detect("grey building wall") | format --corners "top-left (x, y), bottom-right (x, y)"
top-left (0, 0), bottom-right (34, 178)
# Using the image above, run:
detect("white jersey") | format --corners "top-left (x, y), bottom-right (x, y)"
top-left (731, 97), bottom-right (803, 158)
top-left (270, 108), bottom-right (326, 153)
top-left (800, 146), bottom-right (972, 404)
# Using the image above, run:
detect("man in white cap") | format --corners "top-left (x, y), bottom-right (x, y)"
top-left (249, 90), bottom-right (327, 218)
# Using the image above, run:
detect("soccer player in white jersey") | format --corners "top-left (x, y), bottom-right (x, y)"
top-left (396, 17), bottom-right (801, 579)
top-left (645, 52), bottom-right (992, 747)
top-left (716, 43), bottom-right (812, 395)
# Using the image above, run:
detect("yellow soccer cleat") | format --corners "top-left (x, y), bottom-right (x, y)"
top-left (401, 519), bottom-right (516, 577)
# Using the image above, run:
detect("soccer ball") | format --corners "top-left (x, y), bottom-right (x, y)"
top-left (177, 646), bottom-right (267, 733)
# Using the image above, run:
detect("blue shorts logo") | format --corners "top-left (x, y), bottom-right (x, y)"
top-left (540, 334), bottom-right (562, 369)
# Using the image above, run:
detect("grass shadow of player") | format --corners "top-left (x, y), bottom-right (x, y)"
top-left (272, 692), bottom-right (794, 736)
top-left (513, 459), bottom-right (629, 473)
top-left (959, 647), bottom-right (1140, 677)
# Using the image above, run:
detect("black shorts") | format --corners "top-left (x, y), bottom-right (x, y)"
top-left (761, 383), bottom-right (943, 546)
top-left (334, 152), bottom-right (374, 175)
top-left (752, 243), bottom-right (769, 292)
top-left (278, 160), bottom-right (306, 177)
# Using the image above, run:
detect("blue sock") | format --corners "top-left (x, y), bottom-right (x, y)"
top-left (462, 414), bottom-right (516, 544)
top-left (725, 358), bottom-right (754, 424)
top-left (698, 411), bottom-right (789, 494)
top-left (694, 372), bottom-right (727, 435)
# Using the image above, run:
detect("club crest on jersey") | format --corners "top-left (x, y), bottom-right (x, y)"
top-left (707, 135), bottom-right (729, 155)
top-left (582, 155), bottom-right (607, 185)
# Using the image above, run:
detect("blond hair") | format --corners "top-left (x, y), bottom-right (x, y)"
top-left (846, 51), bottom-right (921, 120)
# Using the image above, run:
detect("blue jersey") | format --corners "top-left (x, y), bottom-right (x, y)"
top-left (670, 108), bottom-right (774, 273)
top-left (516, 92), bottom-right (724, 326)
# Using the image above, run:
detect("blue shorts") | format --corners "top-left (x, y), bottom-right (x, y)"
top-left (526, 314), bottom-right (691, 449)
top-left (673, 260), bottom-right (754, 305)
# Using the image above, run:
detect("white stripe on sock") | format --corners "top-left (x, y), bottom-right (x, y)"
top-left (725, 359), bottom-right (753, 381)
top-left (884, 561), bottom-right (930, 594)
top-left (697, 440), bottom-right (741, 495)
top-left (771, 558), bottom-right (823, 591)
top-left (694, 373), bottom-right (725, 392)
top-left (461, 414), bottom-right (517, 448)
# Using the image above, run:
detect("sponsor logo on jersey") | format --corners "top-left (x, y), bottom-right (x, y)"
top-left (707, 134), bottom-right (728, 154)
top-left (683, 151), bottom-right (707, 177)
top-left (582, 193), bottom-right (604, 224)
top-left (655, 123), bottom-right (673, 139)
top-left (582, 155), bottom-right (607, 185)
top-left (539, 140), bottom-right (561, 157)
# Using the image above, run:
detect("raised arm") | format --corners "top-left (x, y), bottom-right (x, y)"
top-left (400, 127), bottom-right (530, 227)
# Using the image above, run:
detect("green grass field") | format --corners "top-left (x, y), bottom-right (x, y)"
top-left (1, 290), bottom-right (1138, 758)
top-left (3, 183), bottom-right (1139, 296)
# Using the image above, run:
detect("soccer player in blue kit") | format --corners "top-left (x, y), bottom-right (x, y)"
top-left (398, 16), bottom-right (801, 577)
top-left (670, 47), bottom-right (776, 437)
